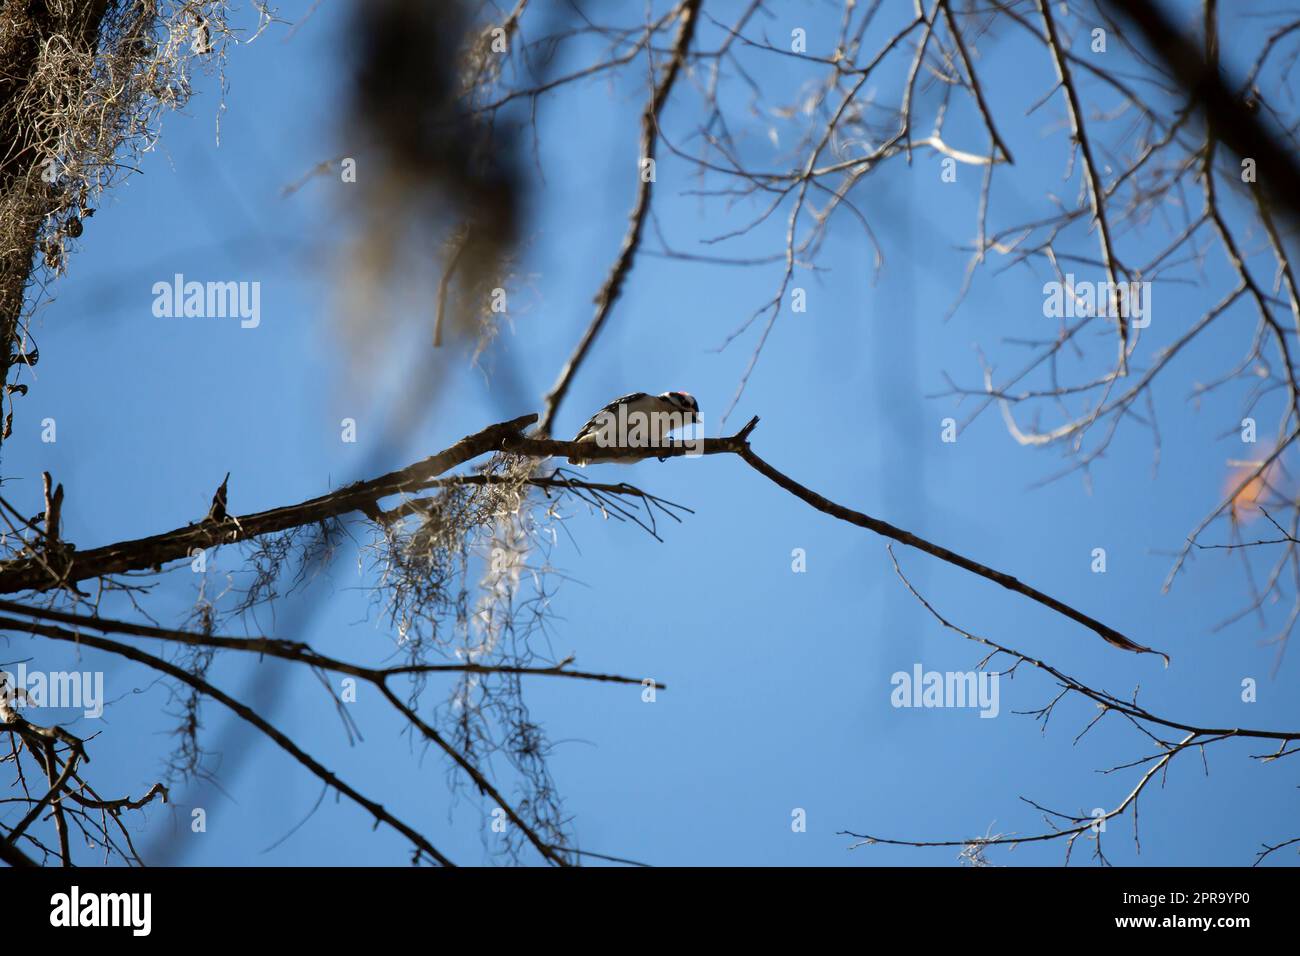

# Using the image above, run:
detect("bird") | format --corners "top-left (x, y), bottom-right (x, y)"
top-left (568, 391), bottom-right (700, 465)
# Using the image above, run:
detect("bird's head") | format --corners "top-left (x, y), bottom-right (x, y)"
top-left (661, 391), bottom-right (700, 418)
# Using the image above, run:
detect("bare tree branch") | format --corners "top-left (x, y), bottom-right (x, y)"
top-left (537, 0), bottom-right (701, 436)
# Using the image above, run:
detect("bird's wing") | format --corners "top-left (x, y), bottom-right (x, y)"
top-left (572, 392), bottom-right (651, 441)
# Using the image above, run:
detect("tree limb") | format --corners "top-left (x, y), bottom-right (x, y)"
top-left (0, 411), bottom-right (1163, 659)
top-left (537, 0), bottom-right (701, 435)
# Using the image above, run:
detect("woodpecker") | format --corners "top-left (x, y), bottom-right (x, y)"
top-left (568, 391), bottom-right (700, 465)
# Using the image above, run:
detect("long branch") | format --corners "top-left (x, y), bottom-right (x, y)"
top-left (0, 413), bottom-right (1162, 658)
top-left (734, 444), bottom-right (1164, 660)
top-left (1037, 0), bottom-right (1128, 373)
top-left (0, 413), bottom-right (540, 593)
top-left (0, 598), bottom-right (656, 689)
top-left (536, 0), bottom-right (701, 435)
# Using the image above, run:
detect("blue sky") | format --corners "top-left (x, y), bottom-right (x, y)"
top-left (3, 0), bottom-right (1298, 866)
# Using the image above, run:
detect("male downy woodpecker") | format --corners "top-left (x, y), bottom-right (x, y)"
top-left (568, 391), bottom-right (700, 465)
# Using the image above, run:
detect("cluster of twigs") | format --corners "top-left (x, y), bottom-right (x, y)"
top-left (0, 673), bottom-right (168, 868)
top-left (842, 547), bottom-right (1300, 866)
